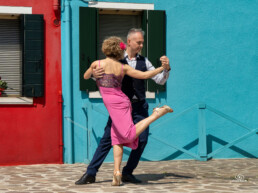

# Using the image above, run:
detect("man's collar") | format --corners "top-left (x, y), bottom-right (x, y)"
top-left (124, 52), bottom-right (140, 59)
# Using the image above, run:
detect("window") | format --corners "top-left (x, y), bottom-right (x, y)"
top-left (0, 14), bottom-right (44, 99)
top-left (98, 12), bottom-right (142, 59)
top-left (79, 6), bottom-right (166, 96)
top-left (0, 16), bottom-right (22, 96)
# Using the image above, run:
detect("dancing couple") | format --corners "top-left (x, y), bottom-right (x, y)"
top-left (77, 28), bottom-right (172, 186)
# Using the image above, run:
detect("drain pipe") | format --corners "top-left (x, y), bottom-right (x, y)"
top-left (63, 0), bottom-right (74, 163)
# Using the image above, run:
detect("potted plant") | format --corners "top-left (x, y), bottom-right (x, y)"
top-left (0, 77), bottom-right (8, 96)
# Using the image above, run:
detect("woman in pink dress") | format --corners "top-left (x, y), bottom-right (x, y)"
top-left (84, 36), bottom-right (173, 186)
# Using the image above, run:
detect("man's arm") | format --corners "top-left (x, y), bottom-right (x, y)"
top-left (146, 56), bottom-right (171, 85)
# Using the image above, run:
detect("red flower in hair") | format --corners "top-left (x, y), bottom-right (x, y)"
top-left (120, 42), bottom-right (126, 50)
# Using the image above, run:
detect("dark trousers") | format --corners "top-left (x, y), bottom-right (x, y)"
top-left (86, 100), bottom-right (149, 176)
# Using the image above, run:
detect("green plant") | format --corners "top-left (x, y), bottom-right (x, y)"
top-left (0, 78), bottom-right (8, 89)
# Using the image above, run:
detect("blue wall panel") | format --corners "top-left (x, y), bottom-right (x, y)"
top-left (61, 0), bottom-right (258, 163)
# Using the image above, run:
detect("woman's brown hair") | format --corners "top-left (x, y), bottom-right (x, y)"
top-left (102, 36), bottom-right (125, 60)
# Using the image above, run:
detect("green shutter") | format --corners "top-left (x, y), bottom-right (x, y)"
top-left (21, 14), bottom-right (44, 97)
top-left (79, 7), bottom-right (98, 91)
top-left (141, 11), bottom-right (147, 57)
top-left (142, 11), bottom-right (148, 89)
top-left (146, 10), bottom-right (166, 92)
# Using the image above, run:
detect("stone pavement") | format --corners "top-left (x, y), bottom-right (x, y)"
top-left (0, 159), bottom-right (257, 193)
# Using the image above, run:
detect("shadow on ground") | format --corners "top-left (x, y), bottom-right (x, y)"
top-left (93, 173), bottom-right (194, 185)
top-left (135, 173), bottom-right (194, 185)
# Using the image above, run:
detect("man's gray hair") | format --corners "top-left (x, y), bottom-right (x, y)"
top-left (127, 28), bottom-right (145, 40)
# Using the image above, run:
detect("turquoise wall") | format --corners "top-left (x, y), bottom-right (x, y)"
top-left (61, 0), bottom-right (258, 163)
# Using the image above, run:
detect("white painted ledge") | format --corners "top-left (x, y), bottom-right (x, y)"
top-left (89, 91), bottom-right (101, 98)
top-left (89, 91), bottom-right (155, 99)
top-left (0, 97), bottom-right (33, 105)
top-left (88, 2), bottom-right (154, 10)
top-left (0, 6), bottom-right (32, 14)
top-left (146, 91), bottom-right (155, 98)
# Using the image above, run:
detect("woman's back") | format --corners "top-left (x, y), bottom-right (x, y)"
top-left (98, 58), bottom-right (123, 77)
top-left (96, 59), bottom-right (124, 88)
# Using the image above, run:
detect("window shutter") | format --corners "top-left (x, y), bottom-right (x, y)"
top-left (21, 14), bottom-right (44, 97)
top-left (145, 10), bottom-right (166, 92)
top-left (142, 11), bottom-right (148, 89)
top-left (79, 7), bottom-right (98, 91)
top-left (141, 11), bottom-right (147, 57)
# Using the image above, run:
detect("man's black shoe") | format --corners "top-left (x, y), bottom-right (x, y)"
top-left (121, 174), bottom-right (142, 183)
top-left (75, 173), bottom-right (96, 185)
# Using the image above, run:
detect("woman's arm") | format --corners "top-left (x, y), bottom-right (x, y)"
top-left (124, 65), bottom-right (164, 79)
top-left (84, 61), bottom-right (97, 79)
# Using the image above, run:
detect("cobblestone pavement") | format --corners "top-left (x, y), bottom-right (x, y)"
top-left (0, 159), bottom-right (257, 193)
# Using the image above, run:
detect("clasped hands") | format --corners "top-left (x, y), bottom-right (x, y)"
top-left (160, 56), bottom-right (171, 71)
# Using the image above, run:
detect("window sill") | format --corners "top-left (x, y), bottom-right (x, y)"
top-left (89, 91), bottom-right (155, 99)
top-left (0, 97), bottom-right (33, 105)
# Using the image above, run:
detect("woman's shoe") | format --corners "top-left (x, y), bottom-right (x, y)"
top-left (153, 105), bottom-right (173, 117)
top-left (111, 171), bottom-right (122, 186)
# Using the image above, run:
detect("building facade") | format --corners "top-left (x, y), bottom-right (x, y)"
top-left (1, 0), bottom-right (257, 166)
top-left (0, 0), bottom-right (62, 165)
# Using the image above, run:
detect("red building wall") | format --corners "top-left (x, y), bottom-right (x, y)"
top-left (0, 0), bottom-right (62, 165)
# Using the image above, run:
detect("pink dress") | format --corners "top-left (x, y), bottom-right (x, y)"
top-left (96, 61), bottom-right (139, 149)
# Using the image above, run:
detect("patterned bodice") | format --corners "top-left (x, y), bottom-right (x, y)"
top-left (96, 73), bottom-right (123, 88)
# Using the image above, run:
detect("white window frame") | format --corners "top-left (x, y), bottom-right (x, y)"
top-left (88, 2), bottom-right (155, 99)
top-left (0, 6), bottom-right (33, 105)
top-left (0, 6), bottom-right (32, 14)
top-left (88, 2), bottom-right (154, 10)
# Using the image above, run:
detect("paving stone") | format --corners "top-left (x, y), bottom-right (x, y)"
top-left (0, 159), bottom-right (258, 193)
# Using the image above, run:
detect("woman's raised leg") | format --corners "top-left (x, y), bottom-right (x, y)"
top-left (135, 105), bottom-right (173, 138)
